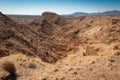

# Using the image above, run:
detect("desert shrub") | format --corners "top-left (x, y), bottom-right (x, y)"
top-left (2, 61), bottom-right (16, 75)
top-left (86, 24), bottom-right (91, 28)
top-left (112, 18), bottom-right (119, 25)
top-left (74, 29), bottom-right (80, 35)
top-left (28, 62), bottom-right (37, 69)
top-left (90, 20), bottom-right (93, 23)
top-left (113, 44), bottom-right (120, 50)
top-left (114, 51), bottom-right (120, 56)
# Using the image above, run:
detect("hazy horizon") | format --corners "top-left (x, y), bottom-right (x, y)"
top-left (0, 0), bottom-right (120, 15)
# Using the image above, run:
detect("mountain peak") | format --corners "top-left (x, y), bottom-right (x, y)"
top-left (40, 11), bottom-right (65, 25)
top-left (111, 10), bottom-right (119, 12)
top-left (41, 12), bottom-right (59, 22)
top-left (42, 11), bottom-right (58, 16)
top-left (66, 10), bottom-right (120, 16)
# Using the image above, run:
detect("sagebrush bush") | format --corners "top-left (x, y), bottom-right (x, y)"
top-left (2, 61), bottom-right (16, 75)
top-left (74, 29), bottom-right (80, 35)
top-left (28, 62), bottom-right (37, 69)
top-left (113, 44), bottom-right (120, 50)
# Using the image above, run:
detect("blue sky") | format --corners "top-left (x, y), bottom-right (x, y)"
top-left (0, 0), bottom-right (120, 15)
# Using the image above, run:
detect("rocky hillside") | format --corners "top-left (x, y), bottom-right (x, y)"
top-left (0, 11), bottom-right (120, 80)
top-left (0, 12), bottom-right (120, 63)
top-left (0, 12), bottom-right (77, 63)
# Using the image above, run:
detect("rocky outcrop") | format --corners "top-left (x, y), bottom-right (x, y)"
top-left (41, 12), bottom-right (65, 25)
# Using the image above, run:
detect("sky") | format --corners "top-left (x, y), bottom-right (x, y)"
top-left (0, 0), bottom-right (120, 15)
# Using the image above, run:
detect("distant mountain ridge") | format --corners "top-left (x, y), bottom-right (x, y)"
top-left (65, 10), bottom-right (120, 16)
